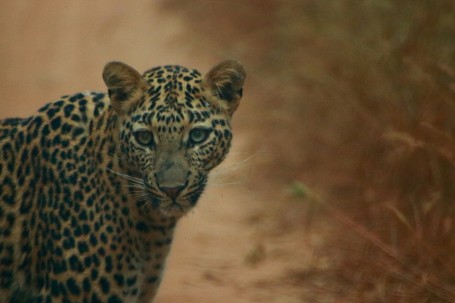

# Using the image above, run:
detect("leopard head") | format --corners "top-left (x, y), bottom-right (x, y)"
top-left (103, 60), bottom-right (246, 217)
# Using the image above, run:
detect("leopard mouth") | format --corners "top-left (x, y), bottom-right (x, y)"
top-left (141, 191), bottom-right (191, 216)
top-left (159, 190), bottom-right (203, 215)
top-left (160, 201), bottom-right (185, 216)
top-left (141, 175), bottom-right (207, 216)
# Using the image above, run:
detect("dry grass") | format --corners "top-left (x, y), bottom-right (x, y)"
top-left (163, 0), bottom-right (455, 301)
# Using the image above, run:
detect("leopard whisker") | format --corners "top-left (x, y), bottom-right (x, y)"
top-left (130, 192), bottom-right (148, 198)
top-left (208, 181), bottom-right (243, 187)
top-left (140, 201), bottom-right (155, 212)
top-left (106, 167), bottom-right (144, 186)
top-left (210, 152), bottom-right (258, 178)
top-left (133, 193), bottom-right (150, 204)
top-left (128, 188), bottom-right (149, 196)
top-left (124, 184), bottom-right (147, 190)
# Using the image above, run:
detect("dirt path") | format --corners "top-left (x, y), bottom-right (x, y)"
top-left (0, 2), bottom-right (310, 302)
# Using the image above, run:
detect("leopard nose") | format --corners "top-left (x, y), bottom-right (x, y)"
top-left (159, 185), bottom-right (185, 199)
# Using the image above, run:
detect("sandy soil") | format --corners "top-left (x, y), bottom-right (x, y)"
top-left (0, 2), bottom-right (311, 302)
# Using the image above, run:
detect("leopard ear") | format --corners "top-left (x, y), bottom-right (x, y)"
top-left (202, 60), bottom-right (246, 117)
top-left (102, 61), bottom-right (148, 115)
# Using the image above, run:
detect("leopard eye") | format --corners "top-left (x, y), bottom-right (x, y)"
top-left (134, 130), bottom-right (154, 146)
top-left (189, 128), bottom-right (211, 145)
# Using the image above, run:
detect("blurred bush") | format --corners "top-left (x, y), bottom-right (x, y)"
top-left (164, 0), bottom-right (455, 301)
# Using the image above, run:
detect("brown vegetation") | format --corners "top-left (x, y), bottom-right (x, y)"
top-left (163, 1), bottom-right (455, 301)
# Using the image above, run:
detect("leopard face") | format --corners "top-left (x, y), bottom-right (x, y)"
top-left (104, 61), bottom-right (246, 217)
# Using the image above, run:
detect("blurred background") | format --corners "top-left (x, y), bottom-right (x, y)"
top-left (1, 1), bottom-right (455, 302)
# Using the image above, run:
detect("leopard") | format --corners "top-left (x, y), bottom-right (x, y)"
top-left (0, 59), bottom-right (246, 303)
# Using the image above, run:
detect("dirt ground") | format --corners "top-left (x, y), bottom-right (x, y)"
top-left (0, 2), bottom-right (312, 302)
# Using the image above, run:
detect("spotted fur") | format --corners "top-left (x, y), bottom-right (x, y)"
top-left (0, 60), bottom-right (246, 303)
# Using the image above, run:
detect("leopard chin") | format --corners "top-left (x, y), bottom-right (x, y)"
top-left (158, 191), bottom-right (204, 217)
